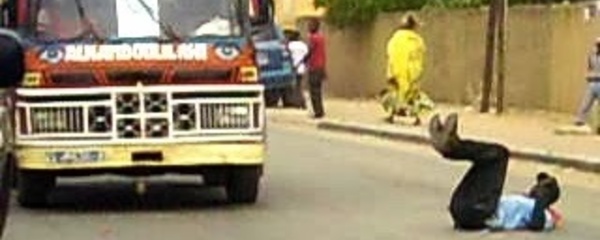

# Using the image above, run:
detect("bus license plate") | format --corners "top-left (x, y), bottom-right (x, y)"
top-left (47, 151), bottom-right (104, 164)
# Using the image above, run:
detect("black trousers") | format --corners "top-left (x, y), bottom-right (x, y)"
top-left (440, 139), bottom-right (510, 230)
top-left (308, 69), bottom-right (325, 117)
top-left (265, 75), bottom-right (305, 108)
top-left (293, 74), bottom-right (306, 109)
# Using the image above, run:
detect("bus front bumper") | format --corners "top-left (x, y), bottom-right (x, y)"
top-left (16, 142), bottom-right (265, 171)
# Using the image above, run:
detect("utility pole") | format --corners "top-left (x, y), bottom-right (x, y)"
top-left (496, 0), bottom-right (507, 114)
top-left (481, 0), bottom-right (502, 113)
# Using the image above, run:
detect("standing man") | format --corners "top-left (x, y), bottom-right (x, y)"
top-left (382, 13), bottom-right (432, 125)
top-left (306, 19), bottom-right (326, 119)
top-left (286, 29), bottom-right (309, 109)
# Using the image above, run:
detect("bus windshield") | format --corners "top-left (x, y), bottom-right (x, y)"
top-left (32, 0), bottom-right (243, 42)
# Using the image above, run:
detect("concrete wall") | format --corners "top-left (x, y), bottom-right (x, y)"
top-left (274, 0), bottom-right (324, 28)
top-left (318, 5), bottom-right (600, 113)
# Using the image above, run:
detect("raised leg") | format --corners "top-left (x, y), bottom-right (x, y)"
top-left (429, 113), bottom-right (510, 230)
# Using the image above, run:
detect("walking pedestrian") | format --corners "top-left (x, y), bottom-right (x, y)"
top-left (574, 38), bottom-right (600, 127)
top-left (381, 13), bottom-right (433, 125)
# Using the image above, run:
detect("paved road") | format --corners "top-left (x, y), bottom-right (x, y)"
top-left (3, 123), bottom-right (600, 240)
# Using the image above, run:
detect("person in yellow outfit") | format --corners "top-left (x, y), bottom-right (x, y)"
top-left (380, 14), bottom-right (434, 125)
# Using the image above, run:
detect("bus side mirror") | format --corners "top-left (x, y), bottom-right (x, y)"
top-left (0, 29), bottom-right (24, 88)
top-left (250, 0), bottom-right (274, 26)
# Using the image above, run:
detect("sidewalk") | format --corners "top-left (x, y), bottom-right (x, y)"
top-left (267, 98), bottom-right (600, 173)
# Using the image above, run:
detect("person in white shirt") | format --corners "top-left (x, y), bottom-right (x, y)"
top-left (286, 29), bottom-right (309, 109)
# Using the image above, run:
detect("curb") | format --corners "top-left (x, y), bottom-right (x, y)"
top-left (316, 119), bottom-right (600, 174)
top-left (266, 109), bottom-right (319, 127)
top-left (317, 120), bottom-right (430, 144)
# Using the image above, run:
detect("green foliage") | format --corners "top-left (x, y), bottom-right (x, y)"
top-left (426, 0), bottom-right (488, 8)
top-left (313, 0), bottom-right (579, 29)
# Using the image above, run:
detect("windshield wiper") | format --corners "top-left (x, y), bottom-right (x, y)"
top-left (135, 0), bottom-right (182, 42)
top-left (73, 0), bottom-right (104, 42)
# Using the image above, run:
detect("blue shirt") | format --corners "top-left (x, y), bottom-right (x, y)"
top-left (486, 195), bottom-right (554, 231)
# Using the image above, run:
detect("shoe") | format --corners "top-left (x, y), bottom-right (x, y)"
top-left (396, 108), bottom-right (408, 117)
top-left (428, 113), bottom-right (460, 154)
top-left (428, 114), bottom-right (448, 153)
top-left (443, 113), bottom-right (461, 152)
top-left (413, 117), bottom-right (421, 126)
top-left (444, 113), bottom-right (459, 141)
top-left (384, 115), bottom-right (394, 124)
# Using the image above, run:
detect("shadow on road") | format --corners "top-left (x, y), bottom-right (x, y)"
top-left (17, 177), bottom-right (253, 214)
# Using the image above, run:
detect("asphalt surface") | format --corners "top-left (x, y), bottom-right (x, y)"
top-left (3, 123), bottom-right (600, 240)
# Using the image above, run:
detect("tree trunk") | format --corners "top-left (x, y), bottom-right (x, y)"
top-left (496, 0), bottom-right (507, 114)
top-left (481, 0), bottom-right (502, 113)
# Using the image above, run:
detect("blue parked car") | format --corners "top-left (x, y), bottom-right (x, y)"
top-left (252, 24), bottom-right (297, 107)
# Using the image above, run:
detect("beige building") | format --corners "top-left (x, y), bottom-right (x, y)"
top-left (274, 0), bottom-right (325, 29)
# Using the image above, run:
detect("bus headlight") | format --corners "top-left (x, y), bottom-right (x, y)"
top-left (239, 66), bottom-right (258, 82)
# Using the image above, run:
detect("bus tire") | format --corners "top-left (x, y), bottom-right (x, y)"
top-left (17, 171), bottom-right (55, 208)
top-left (226, 166), bottom-right (261, 204)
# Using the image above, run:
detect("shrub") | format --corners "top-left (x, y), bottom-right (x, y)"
top-left (314, 0), bottom-right (582, 28)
